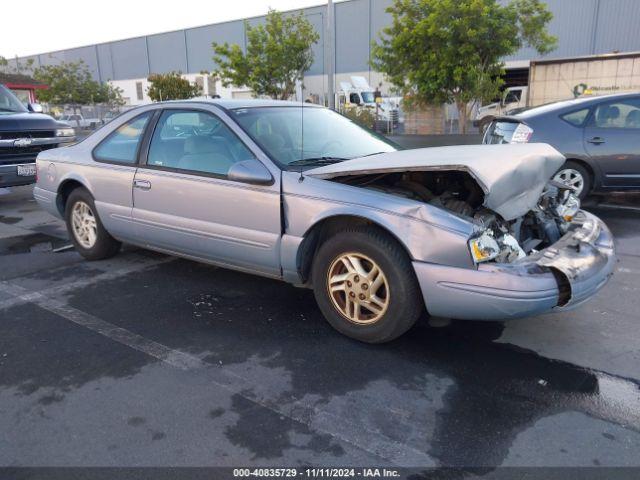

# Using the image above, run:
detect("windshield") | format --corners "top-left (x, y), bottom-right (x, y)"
top-left (231, 106), bottom-right (397, 168)
top-left (361, 91), bottom-right (375, 104)
top-left (0, 84), bottom-right (28, 113)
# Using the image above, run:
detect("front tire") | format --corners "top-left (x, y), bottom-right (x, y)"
top-left (65, 187), bottom-right (121, 260)
top-left (311, 226), bottom-right (423, 343)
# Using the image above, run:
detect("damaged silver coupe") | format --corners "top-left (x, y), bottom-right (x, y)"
top-left (33, 100), bottom-right (616, 343)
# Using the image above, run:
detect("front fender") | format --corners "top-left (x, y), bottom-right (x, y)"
top-left (281, 172), bottom-right (475, 279)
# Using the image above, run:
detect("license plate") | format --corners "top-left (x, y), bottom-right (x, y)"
top-left (17, 164), bottom-right (36, 176)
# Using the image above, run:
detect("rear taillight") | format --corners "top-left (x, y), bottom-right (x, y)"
top-left (510, 123), bottom-right (533, 143)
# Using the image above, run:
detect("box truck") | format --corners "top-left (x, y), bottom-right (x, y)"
top-left (475, 51), bottom-right (640, 132)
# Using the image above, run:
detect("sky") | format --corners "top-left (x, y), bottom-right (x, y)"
top-left (1, 0), bottom-right (341, 58)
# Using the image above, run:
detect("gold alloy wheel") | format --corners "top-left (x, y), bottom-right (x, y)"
top-left (71, 201), bottom-right (98, 249)
top-left (327, 252), bottom-right (390, 325)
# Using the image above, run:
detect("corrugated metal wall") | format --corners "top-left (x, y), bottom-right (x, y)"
top-left (594, 0), bottom-right (640, 53)
top-left (6, 0), bottom-right (639, 82)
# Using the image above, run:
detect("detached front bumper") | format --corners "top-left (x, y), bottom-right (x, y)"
top-left (414, 210), bottom-right (616, 320)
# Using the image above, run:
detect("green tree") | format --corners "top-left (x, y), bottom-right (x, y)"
top-left (34, 61), bottom-right (111, 105)
top-left (212, 9), bottom-right (319, 100)
top-left (341, 105), bottom-right (376, 129)
top-left (33, 60), bottom-right (124, 114)
top-left (146, 72), bottom-right (201, 101)
top-left (96, 82), bottom-right (126, 109)
top-left (372, 0), bottom-right (557, 133)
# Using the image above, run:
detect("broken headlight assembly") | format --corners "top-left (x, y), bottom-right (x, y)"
top-left (469, 231), bottom-right (500, 263)
top-left (469, 181), bottom-right (582, 265)
top-left (469, 230), bottom-right (525, 264)
top-left (555, 190), bottom-right (580, 222)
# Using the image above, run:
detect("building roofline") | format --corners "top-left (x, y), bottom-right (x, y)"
top-left (530, 51), bottom-right (640, 66)
top-left (8, 1), bottom-right (335, 61)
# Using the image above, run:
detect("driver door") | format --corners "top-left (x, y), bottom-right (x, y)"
top-left (131, 108), bottom-right (281, 277)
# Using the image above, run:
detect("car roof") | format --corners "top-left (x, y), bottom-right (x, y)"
top-left (516, 92), bottom-right (640, 118)
top-left (163, 98), bottom-right (323, 110)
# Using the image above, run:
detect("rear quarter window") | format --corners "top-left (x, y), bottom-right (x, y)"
top-left (561, 108), bottom-right (590, 126)
top-left (93, 112), bottom-right (151, 164)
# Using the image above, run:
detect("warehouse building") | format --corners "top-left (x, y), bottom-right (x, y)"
top-left (3, 0), bottom-right (640, 106)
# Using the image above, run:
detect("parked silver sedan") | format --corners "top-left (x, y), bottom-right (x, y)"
top-left (33, 100), bottom-right (616, 343)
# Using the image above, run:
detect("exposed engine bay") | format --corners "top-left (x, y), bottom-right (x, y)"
top-left (331, 170), bottom-right (581, 264)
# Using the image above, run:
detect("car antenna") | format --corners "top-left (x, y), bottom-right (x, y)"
top-left (299, 86), bottom-right (305, 182)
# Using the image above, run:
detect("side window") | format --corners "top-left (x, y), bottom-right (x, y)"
top-left (147, 109), bottom-right (255, 177)
top-left (561, 108), bottom-right (590, 127)
top-left (504, 90), bottom-right (522, 104)
top-left (93, 112), bottom-right (151, 163)
top-left (349, 93), bottom-right (361, 104)
top-left (592, 99), bottom-right (640, 129)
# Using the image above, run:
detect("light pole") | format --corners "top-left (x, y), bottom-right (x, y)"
top-left (326, 0), bottom-right (335, 109)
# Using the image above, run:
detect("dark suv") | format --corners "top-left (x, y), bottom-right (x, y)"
top-left (483, 93), bottom-right (640, 199)
top-left (0, 84), bottom-right (75, 188)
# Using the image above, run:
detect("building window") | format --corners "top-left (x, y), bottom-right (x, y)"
top-left (207, 76), bottom-right (217, 97)
top-left (136, 82), bottom-right (144, 101)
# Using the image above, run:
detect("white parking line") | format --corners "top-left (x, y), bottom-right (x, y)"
top-left (0, 276), bottom-right (435, 466)
top-left (0, 255), bottom-right (174, 310)
top-left (0, 281), bottom-right (205, 371)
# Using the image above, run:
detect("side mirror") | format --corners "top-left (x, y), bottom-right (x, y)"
top-left (28, 103), bottom-right (43, 113)
top-left (227, 159), bottom-right (273, 185)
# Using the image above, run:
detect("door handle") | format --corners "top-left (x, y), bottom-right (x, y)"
top-left (587, 137), bottom-right (605, 144)
top-left (133, 179), bottom-right (151, 190)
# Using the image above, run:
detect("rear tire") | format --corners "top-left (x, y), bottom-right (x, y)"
top-left (64, 187), bottom-right (121, 260)
top-left (553, 161), bottom-right (592, 200)
top-left (311, 226), bottom-right (423, 343)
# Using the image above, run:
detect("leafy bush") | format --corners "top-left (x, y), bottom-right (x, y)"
top-left (341, 106), bottom-right (376, 129)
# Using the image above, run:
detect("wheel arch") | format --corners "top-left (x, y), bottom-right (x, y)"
top-left (563, 157), bottom-right (597, 185)
top-left (56, 176), bottom-right (92, 216)
top-left (295, 213), bottom-right (414, 286)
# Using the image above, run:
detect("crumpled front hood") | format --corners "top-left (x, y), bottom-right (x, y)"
top-left (306, 143), bottom-right (566, 221)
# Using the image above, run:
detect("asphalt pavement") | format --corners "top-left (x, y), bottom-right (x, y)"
top-left (1, 185), bottom-right (639, 476)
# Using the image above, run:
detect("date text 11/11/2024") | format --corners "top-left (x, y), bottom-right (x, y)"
top-left (232, 468), bottom-right (401, 478)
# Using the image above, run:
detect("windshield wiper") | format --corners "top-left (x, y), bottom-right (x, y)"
top-left (288, 156), bottom-right (348, 167)
top-left (0, 108), bottom-right (20, 112)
